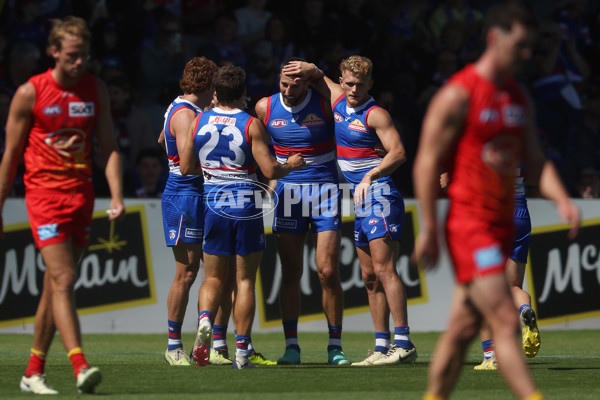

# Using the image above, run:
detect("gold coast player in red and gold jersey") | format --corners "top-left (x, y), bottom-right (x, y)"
top-left (0, 16), bottom-right (123, 395)
top-left (414, 4), bottom-right (579, 400)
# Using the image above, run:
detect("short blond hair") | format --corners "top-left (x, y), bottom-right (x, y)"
top-left (339, 56), bottom-right (373, 80)
top-left (47, 16), bottom-right (91, 56)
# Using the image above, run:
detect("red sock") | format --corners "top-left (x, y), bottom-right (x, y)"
top-left (24, 348), bottom-right (46, 377)
top-left (67, 347), bottom-right (90, 377)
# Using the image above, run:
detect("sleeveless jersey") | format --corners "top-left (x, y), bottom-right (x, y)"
top-left (446, 64), bottom-right (528, 228)
top-left (514, 167), bottom-right (528, 210)
top-left (162, 96), bottom-right (203, 195)
top-left (333, 95), bottom-right (391, 187)
top-left (264, 89), bottom-right (337, 183)
top-left (192, 107), bottom-right (257, 186)
top-left (25, 69), bottom-right (98, 190)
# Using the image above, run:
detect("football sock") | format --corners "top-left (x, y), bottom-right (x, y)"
top-left (24, 348), bottom-right (46, 377)
top-left (213, 324), bottom-right (228, 351)
top-left (327, 324), bottom-right (342, 351)
top-left (282, 320), bottom-right (300, 352)
top-left (519, 304), bottom-right (533, 319)
top-left (198, 310), bottom-right (212, 324)
top-left (167, 320), bottom-right (183, 351)
top-left (375, 331), bottom-right (391, 354)
top-left (482, 339), bottom-right (495, 360)
top-left (394, 325), bottom-right (413, 349)
top-left (67, 347), bottom-right (89, 377)
top-left (236, 335), bottom-right (251, 358)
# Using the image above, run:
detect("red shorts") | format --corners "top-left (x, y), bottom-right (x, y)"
top-left (446, 217), bottom-right (512, 284)
top-left (25, 186), bottom-right (94, 249)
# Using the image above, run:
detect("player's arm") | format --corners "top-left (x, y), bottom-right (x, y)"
top-left (254, 97), bottom-right (279, 188)
top-left (0, 82), bottom-right (35, 236)
top-left (249, 118), bottom-right (305, 179)
top-left (94, 78), bottom-right (124, 220)
top-left (353, 107), bottom-right (406, 205)
top-left (179, 114), bottom-right (203, 176)
top-left (254, 96), bottom-right (268, 124)
top-left (158, 129), bottom-right (166, 151)
top-left (521, 97), bottom-right (580, 238)
top-left (281, 61), bottom-right (344, 105)
top-left (172, 108), bottom-right (202, 175)
top-left (413, 84), bottom-right (469, 268)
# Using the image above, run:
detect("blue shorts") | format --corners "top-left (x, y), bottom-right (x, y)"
top-left (202, 185), bottom-right (266, 256)
top-left (161, 193), bottom-right (204, 246)
top-left (354, 185), bottom-right (404, 247)
top-left (272, 182), bottom-right (341, 234)
top-left (510, 207), bottom-right (531, 263)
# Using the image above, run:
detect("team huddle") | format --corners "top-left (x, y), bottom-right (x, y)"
top-left (0, 3), bottom-right (581, 400)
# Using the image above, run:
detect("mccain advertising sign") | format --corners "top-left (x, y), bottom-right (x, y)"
top-left (0, 205), bottom-right (155, 327)
top-left (527, 218), bottom-right (600, 325)
top-left (256, 205), bottom-right (428, 328)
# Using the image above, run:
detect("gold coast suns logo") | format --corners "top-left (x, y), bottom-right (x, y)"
top-left (301, 113), bottom-right (325, 128)
top-left (44, 127), bottom-right (87, 157)
top-left (481, 135), bottom-right (520, 176)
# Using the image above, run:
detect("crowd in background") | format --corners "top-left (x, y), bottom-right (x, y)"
top-left (1, 0), bottom-right (599, 199)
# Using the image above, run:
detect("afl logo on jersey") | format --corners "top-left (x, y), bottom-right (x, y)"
top-left (43, 105), bottom-right (62, 116)
top-left (69, 102), bottom-right (95, 117)
top-left (334, 112), bottom-right (343, 123)
top-left (270, 119), bottom-right (288, 128)
top-left (44, 127), bottom-right (86, 157)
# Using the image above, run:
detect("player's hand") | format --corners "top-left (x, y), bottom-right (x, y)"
top-left (413, 230), bottom-right (440, 271)
top-left (281, 61), bottom-right (312, 79)
top-left (286, 151), bottom-right (306, 171)
top-left (557, 199), bottom-right (580, 239)
top-left (107, 199), bottom-right (125, 221)
top-left (373, 143), bottom-right (387, 157)
top-left (353, 174), bottom-right (373, 206)
top-left (440, 172), bottom-right (449, 191)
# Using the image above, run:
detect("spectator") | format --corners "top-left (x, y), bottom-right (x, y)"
top-left (428, 0), bottom-right (483, 46)
top-left (263, 14), bottom-right (303, 68)
top-left (128, 147), bottom-right (167, 198)
top-left (106, 76), bottom-right (157, 175)
top-left (198, 12), bottom-right (247, 68)
top-left (234, 0), bottom-right (272, 48)
top-left (1, 41), bottom-right (41, 93)
top-left (139, 14), bottom-right (187, 104)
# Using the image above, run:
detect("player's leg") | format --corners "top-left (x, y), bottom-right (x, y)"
top-left (232, 251), bottom-right (262, 369)
top-left (165, 243), bottom-right (201, 366)
top-left (424, 284), bottom-right (480, 399)
top-left (506, 258), bottom-right (540, 358)
top-left (351, 244), bottom-right (390, 366)
top-left (276, 231), bottom-right (306, 365)
top-left (194, 253), bottom-right (230, 366)
top-left (469, 273), bottom-right (540, 399)
top-left (38, 241), bottom-right (101, 393)
top-left (314, 229), bottom-right (347, 365)
top-left (368, 236), bottom-right (417, 365)
top-left (210, 258), bottom-right (235, 365)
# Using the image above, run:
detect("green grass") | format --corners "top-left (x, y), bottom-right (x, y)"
top-left (1, 330), bottom-right (599, 399)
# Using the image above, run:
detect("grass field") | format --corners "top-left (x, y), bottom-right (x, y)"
top-left (1, 330), bottom-right (599, 399)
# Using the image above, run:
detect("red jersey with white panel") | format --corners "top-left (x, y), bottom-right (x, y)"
top-left (445, 64), bottom-right (529, 283)
top-left (25, 69), bottom-right (98, 190)
top-left (162, 96), bottom-right (203, 195)
top-left (264, 89), bottom-right (337, 183)
top-left (446, 64), bottom-right (528, 229)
